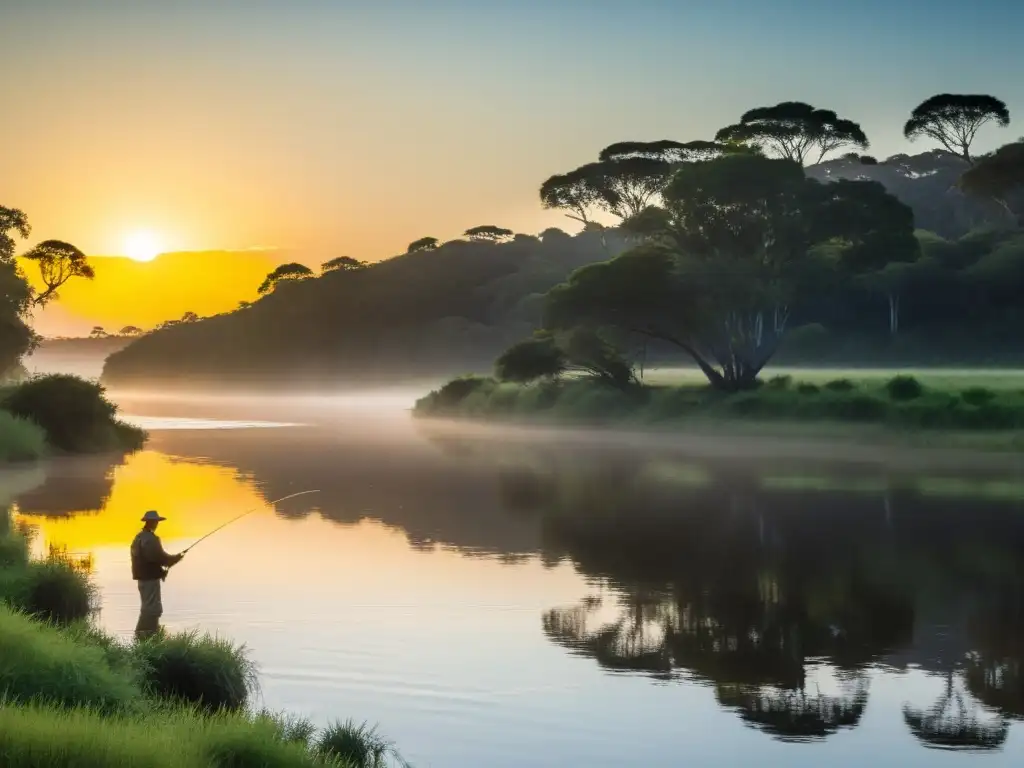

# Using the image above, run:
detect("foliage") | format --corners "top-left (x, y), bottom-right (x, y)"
top-left (132, 630), bottom-right (259, 713)
top-left (406, 236), bottom-right (438, 253)
top-left (543, 153), bottom-right (917, 390)
top-left (21, 240), bottom-right (94, 306)
top-left (321, 256), bottom-right (367, 273)
top-left (464, 225), bottom-right (514, 242)
top-left (416, 375), bottom-right (1024, 434)
top-left (903, 93), bottom-right (1010, 161)
top-left (315, 720), bottom-right (411, 768)
top-left (1, 374), bottom-right (147, 454)
top-left (0, 411), bottom-right (47, 462)
top-left (495, 334), bottom-right (566, 382)
top-left (885, 375), bottom-right (924, 401)
top-left (0, 559), bottom-right (97, 625)
top-left (715, 102), bottom-right (869, 165)
top-left (119, 325), bottom-right (143, 336)
top-left (959, 140), bottom-right (1024, 222)
top-left (0, 261), bottom-right (37, 374)
top-left (0, 206), bottom-right (31, 264)
top-left (258, 263), bottom-right (314, 295)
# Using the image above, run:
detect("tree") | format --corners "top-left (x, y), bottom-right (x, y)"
top-left (89, 326), bottom-right (107, 338)
top-left (544, 154), bottom-right (916, 390)
top-left (495, 334), bottom-right (566, 382)
top-left (904, 94), bottom-right (1010, 163)
top-left (21, 239), bottom-right (94, 306)
top-left (0, 260), bottom-right (36, 373)
top-left (0, 206), bottom-right (30, 263)
top-left (257, 262), bottom-right (313, 294)
top-left (464, 225), bottom-right (515, 243)
top-left (599, 139), bottom-right (732, 163)
top-left (406, 237), bottom-right (439, 254)
top-left (539, 168), bottom-right (604, 225)
top-left (180, 311), bottom-right (199, 323)
top-left (119, 325), bottom-right (143, 336)
top-left (321, 256), bottom-right (367, 273)
top-left (959, 141), bottom-right (1024, 222)
top-left (715, 102), bottom-right (869, 165)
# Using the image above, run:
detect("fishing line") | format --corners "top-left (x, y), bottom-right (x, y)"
top-left (180, 489), bottom-right (320, 555)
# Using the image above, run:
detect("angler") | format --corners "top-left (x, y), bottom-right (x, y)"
top-left (130, 510), bottom-right (184, 639)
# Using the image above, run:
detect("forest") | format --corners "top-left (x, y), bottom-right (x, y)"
top-left (72, 95), bottom-right (1024, 387)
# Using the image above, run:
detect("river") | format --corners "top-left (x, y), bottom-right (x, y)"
top-left (3, 390), bottom-right (1024, 767)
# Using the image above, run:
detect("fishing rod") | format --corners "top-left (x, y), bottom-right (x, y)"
top-left (180, 489), bottom-right (321, 556)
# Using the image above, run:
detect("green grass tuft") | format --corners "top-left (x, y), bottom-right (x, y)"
top-left (132, 630), bottom-right (259, 713)
top-left (315, 719), bottom-right (411, 768)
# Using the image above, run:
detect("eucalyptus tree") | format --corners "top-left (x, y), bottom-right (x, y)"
top-left (904, 94), bottom-right (1010, 163)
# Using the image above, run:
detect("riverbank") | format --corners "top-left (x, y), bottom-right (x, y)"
top-left (415, 374), bottom-right (1024, 454)
top-left (0, 507), bottom-right (408, 767)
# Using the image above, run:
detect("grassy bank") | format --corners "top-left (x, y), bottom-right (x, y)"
top-left (0, 509), bottom-right (409, 767)
top-left (0, 373), bottom-right (146, 461)
top-left (415, 373), bottom-right (1024, 448)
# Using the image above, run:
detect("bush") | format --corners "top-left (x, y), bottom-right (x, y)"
top-left (765, 375), bottom-right (792, 390)
top-left (0, 605), bottom-right (142, 712)
top-left (316, 719), bottom-right (410, 768)
top-left (0, 411), bottom-right (47, 462)
top-left (961, 386), bottom-right (996, 406)
top-left (885, 375), bottom-right (924, 401)
top-left (417, 375), bottom-right (494, 413)
top-left (3, 559), bottom-right (97, 625)
top-left (495, 336), bottom-right (565, 383)
top-left (824, 378), bottom-right (857, 392)
top-left (796, 383), bottom-right (821, 395)
top-left (132, 630), bottom-right (259, 713)
top-left (1, 374), bottom-right (147, 454)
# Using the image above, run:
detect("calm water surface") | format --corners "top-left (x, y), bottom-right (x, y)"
top-left (4, 393), bottom-right (1024, 767)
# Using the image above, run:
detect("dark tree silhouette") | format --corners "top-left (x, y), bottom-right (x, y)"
top-left (599, 139), bottom-right (732, 163)
top-left (464, 225), bottom-right (514, 243)
top-left (959, 140), bottom-right (1024, 221)
top-left (321, 256), bottom-right (367, 273)
top-left (22, 240), bottom-right (94, 306)
top-left (89, 326), bottom-right (107, 338)
top-left (257, 262), bottom-right (313, 294)
top-left (903, 94), bottom-right (1010, 163)
top-left (539, 168), bottom-right (604, 225)
top-left (494, 334), bottom-right (566, 382)
top-left (0, 206), bottom-right (30, 263)
top-left (406, 237), bottom-right (439, 254)
top-left (716, 102), bottom-right (869, 165)
top-left (118, 325), bottom-right (143, 337)
top-left (180, 311), bottom-right (199, 323)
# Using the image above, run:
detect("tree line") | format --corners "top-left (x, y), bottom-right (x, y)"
top-left (490, 93), bottom-right (1022, 391)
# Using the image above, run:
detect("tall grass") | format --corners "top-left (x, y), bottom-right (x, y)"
top-left (316, 720), bottom-right (412, 768)
top-left (133, 630), bottom-right (259, 713)
top-left (0, 411), bottom-right (47, 462)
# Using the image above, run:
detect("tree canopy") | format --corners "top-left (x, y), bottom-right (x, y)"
top-left (0, 206), bottom-right (31, 263)
top-left (465, 225), bottom-right (514, 243)
top-left (21, 239), bottom-right (94, 306)
top-left (715, 102), bottom-right (869, 165)
top-left (406, 237), bottom-right (439, 253)
top-left (903, 94), bottom-right (1010, 162)
top-left (544, 154), bottom-right (917, 390)
top-left (959, 140), bottom-right (1024, 222)
top-left (321, 256), bottom-right (367, 273)
top-left (257, 262), bottom-right (314, 294)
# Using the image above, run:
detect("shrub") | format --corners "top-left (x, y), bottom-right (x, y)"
top-left (0, 605), bottom-right (142, 712)
top-left (6, 559), bottom-right (97, 625)
top-left (961, 386), bottom-right (996, 406)
top-left (1, 374), bottom-right (147, 453)
top-left (495, 335), bottom-right (566, 383)
top-left (824, 378), bottom-right (857, 392)
top-left (820, 394), bottom-right (889, 422)
top-left (132, 630), bottom-right (259, 713)
top-left (796, 383), bottom-right (821, 395)
top-left (0, 411), bottom-right (47, 462)
top-left (765, 375), bottom-right (792, 390)
top-left (315, 719), bottom-right (410, 768)
top-left (420, 376), bottom-right (494, 412)
top-left (885, 375), bottom-right (924, 401)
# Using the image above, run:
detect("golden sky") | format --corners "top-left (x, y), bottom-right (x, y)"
top-left (4, 3), bottom-right (1021, 337)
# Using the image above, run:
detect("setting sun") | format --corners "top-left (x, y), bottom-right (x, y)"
top-left (122, 230), bottom-right (162, 262)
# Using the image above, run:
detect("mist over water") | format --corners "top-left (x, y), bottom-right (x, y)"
top-left (5, 352), bottom-right (1024, 766)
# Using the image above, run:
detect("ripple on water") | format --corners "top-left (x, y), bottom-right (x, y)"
top-left (125, 416), bottom-right (304, 430)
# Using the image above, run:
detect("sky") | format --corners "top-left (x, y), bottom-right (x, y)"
top-left (3, 0), bottom-right (1023, 336)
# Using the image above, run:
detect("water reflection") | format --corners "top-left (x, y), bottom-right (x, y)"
top-left (8, 421), bottom-right (1024, 762)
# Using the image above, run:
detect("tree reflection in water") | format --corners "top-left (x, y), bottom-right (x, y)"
top-left (494, 448), bottom-right (1024, 747)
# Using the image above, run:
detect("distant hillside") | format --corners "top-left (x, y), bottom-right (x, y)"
top-left (24, 337), bottom-right (133, 380)
top-left (101, 230), bottom-right (622, 389)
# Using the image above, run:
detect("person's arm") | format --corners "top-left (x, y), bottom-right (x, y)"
top-left (141, 534), bottom-right (183, 567)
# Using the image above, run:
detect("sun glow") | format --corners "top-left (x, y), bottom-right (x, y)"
top-left (122, 230), bottom-right (162, 262)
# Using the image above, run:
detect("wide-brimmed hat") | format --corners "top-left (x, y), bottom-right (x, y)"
top-left (141, 510), bottom-right (167, 523)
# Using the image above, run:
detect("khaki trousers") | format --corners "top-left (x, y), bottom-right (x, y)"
top-left (135, 579), bottom-right (163, 640)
